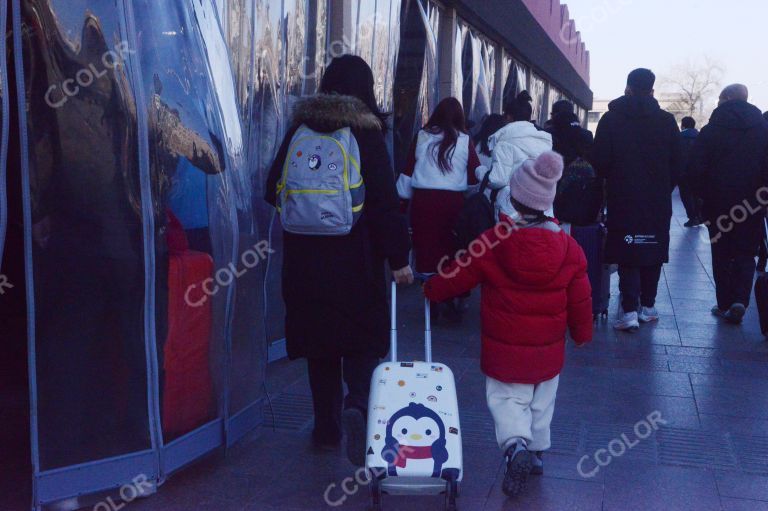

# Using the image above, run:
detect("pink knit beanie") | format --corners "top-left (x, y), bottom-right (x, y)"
top-left (509, 151), bottom-right (564, 212)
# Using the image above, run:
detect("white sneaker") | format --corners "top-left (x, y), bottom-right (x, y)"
top-left (639, 306), bottom-right (659, 323)
top-left (614, 311), bottom-right (640, 332)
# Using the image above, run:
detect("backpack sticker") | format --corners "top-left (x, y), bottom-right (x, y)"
top-left (308, 154), bottom-right (322, 170)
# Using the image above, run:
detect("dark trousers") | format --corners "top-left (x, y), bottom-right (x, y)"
top-left (711, 241), bottom-right (756, 310)
top-left (307, 355), bottom-right (379, 443)
top-left (619, 264), bottom-right (663, 313)
top-left (678, 181), bottom-right (702, 221)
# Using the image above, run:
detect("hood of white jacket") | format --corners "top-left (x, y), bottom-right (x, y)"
top-left (490, 121), bottom-right (552, 154)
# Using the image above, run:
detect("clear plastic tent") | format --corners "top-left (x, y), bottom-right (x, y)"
top-left (9, 0), bottom-right (323, 507)
top-left (456, 20), bottom-right (497, 131)
top-left (350, 0), bottom-right (401, 105)
top-left (0, 0), bottom-right (7, 268)
top-left (530, 71), bottom-right (547, 126)
top-left (392, 0), bottom-right (440, 173)
top-left (502, 58), bottom-right (530, 107)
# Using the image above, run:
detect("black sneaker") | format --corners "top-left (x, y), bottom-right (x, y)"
top-left (684, 219), bottom-right (701, 228)
top-left (502, 441), bottom-right (533, 497)
top-left (724, 303), bottom-right (746, 324)
top-left (342, 407), bottom-right (367, 467)
top-left (531, 451), bottom-right (544, 475)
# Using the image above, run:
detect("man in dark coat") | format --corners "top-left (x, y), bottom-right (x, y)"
top-left (547, 99), bottom-right (594, 167)
top-left (689, 84), bottom-right (768, 324)
top-left (678, 117), bottom-right (703, 227)
top-left (592, 68), bottom-right (682, 332)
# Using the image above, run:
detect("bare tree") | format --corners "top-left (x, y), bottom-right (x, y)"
top-left (661, 57), bottom-right (725, 124)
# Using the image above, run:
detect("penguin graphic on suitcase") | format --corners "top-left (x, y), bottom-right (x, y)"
top-left (382, 403), bottom-right (449, 478)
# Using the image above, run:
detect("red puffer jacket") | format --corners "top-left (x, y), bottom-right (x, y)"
top-left (424, 218), bottom-right (593, 384)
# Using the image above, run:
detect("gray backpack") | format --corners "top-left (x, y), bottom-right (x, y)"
top-left (277, 124), bottom-right (365, 236)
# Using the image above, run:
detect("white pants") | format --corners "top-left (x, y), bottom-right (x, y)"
top-left (486, 375), bottom-right (560, 452)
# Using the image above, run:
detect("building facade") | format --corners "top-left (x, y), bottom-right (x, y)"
top-left (0, 1), bottom-right (591, 509)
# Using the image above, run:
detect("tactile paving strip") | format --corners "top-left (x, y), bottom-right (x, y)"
top-left (263, 393), bottom-right (314, 431)
top-left (550, 421), bottom-right (582, 455)
top-left (459, 410), bottom-right (496, 446)
top-left (657, 428), bottom-right (737, 469)
top-left (583, 422), bottom-right (658, 463)
top-left (732, 435), bottom-right (768, 475)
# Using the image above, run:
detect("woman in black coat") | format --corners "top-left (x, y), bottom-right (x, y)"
top-left (265, 56), bottom-right (413, 461)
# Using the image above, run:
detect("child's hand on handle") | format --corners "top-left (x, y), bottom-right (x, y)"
top-left (392, 265), bottom-right (415, 285)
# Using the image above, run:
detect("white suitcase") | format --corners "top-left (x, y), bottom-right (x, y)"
top-left (366, 281), bottom-right (463, 511)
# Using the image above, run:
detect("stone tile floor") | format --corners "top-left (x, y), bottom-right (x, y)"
top-left (103, 196), bottom-right (768, 509)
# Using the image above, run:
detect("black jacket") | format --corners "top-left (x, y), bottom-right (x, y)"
top-left (591, 95), bottom-right (682, 266)
top-left (547, 112), bottom-right (594, 167)
top-left (689, 100), bottom-right (768, 251)
top-left (679, 128), bottom-right (699, 177)
top-left (265, 94), bottom-right (411, 360)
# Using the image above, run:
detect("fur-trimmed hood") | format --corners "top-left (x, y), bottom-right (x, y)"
top-left (292, 94), bottom-right (384, 132)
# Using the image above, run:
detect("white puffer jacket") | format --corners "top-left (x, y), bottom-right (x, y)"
top-left (478, 121), bottom-right (553, 217)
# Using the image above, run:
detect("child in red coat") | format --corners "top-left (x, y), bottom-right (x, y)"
top-left (424, 151), bottom-right (593, 497)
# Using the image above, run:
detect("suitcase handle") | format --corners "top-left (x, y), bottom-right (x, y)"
top-left (390, 279), bottom-right (432, 364)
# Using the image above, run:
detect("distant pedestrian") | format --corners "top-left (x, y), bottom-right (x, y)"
top-left (396, 97), bottom-right (482, 320)
top-left (475, 114), bottom-right (508, 169)
top-left (397, 97), bottom-right (482, 274)
top-left (678, 117), bottom-right (703, 227)
top-left (485, 92), bottom-right (553, 219)
top-left (424, 151), bottom-right (593, 498)
top-left (689, 84), bottom-right (768, 324)
top-left (546, 99), bottom-right (594, 168)
top-left (591, 68), bottom-right (682, 332)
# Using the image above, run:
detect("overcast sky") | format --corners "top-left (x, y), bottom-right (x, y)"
top-left (564, 0), bottom-right (768, 113)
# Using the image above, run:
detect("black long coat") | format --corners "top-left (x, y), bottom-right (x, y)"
top-left (591, 95), bottom-right (682, 266)
top-left (689, 100), bottom-right (768, 253)
top-left (547, 112), bottom-right (594, 167)
top-left (266, 94), bottom-right (411, 360)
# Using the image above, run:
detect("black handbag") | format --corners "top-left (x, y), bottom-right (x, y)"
top-left (452, 171), bottom-right (500, 249)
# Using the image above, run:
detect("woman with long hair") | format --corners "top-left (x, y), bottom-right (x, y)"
top-left (397, 97), bottom-right (482, 319)
top-left (265, 55), bottom-right (413, 465)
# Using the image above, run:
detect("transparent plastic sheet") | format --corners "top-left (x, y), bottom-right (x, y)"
top-left (452, 21), bottom-right (464, 101)
top-left (392, 0), bottom-right (439, 173)
top-left (497, 51), bottom-right (512, 113)
top-left (186, 0), bottom-right (265, 420)
top-left (530, 72), bottom-right (546, 126)
top-left (472, 36), bottom-right (495, 129)
top-left (501, 55), bottom-right (514, 110)
top-left (375, 0), bottom-right (400, 113)
top-left (249, 0), bottom-right (283, 351)
top-left (0, 0), bottom-right (7, 265)
top-left (455, 22), bottom-right (493, 132)
top-left (303, 0), bottom-right (328, 96)
top-left (222, 0), bottom-right (255, 123)
top-left (354, 0), bottom-right (376, 71)
top-left (131, 0), bottom-right (239, 442)
top-left (517, 62), bottom-right (529, 95)
top-left (17, 0), bottom-right (151, 470)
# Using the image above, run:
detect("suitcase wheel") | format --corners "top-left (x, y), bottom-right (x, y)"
top-left (445, 477), bottom-right (459, 511)
top-left (369, 474), bottom-right (382, 511)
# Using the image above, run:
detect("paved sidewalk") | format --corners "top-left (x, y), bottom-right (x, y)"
top-left (129, 195), bottom-right (768, 511)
